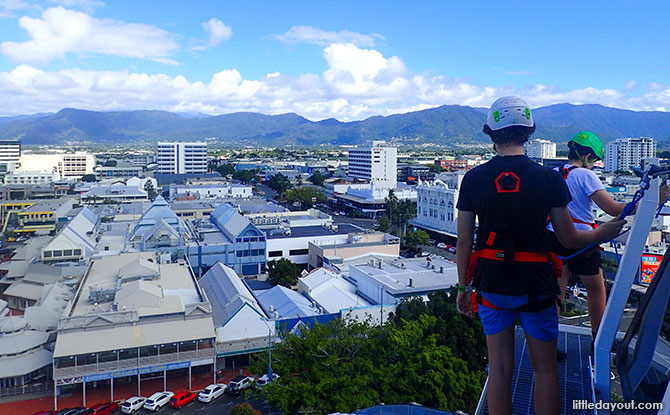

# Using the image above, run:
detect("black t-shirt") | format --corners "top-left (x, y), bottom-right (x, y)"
top-left (457, 155), bottom-right (571, 297)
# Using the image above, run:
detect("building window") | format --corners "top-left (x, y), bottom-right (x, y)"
top-left (289, 249), bottom-right (309, 256)
top-left (43, 251), bottom-right (52, 258)
top-left (269, 250), bottom-right (283, 257)
top-left (53, 250), bottom-right (62, 257)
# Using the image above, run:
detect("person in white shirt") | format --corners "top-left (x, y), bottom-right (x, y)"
top-left (548, 131), bottom-right (669, 344)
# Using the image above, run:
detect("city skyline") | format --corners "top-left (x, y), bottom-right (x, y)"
top-left (0, 1), bottom-right (669, 120)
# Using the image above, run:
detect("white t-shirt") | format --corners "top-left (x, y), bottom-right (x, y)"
top-left (548, 164), bottom-right (606, 232)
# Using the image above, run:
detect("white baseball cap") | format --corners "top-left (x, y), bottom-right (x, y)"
top-left (486, 96), bottom-right (534, 131)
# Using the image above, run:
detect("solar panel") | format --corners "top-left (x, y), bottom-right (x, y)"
top-left (479, 326), bottom-right (593, 415)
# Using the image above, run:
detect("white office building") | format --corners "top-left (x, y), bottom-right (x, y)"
top-left (20, 152), bottom-right (96, 178)
top-left (604, 137), bottom-right (656, 173)
top-left (156, 142), bottom-right (208, 174)
top-left (348, 140), bottom-right (397, 188)
top-left (409, 173), bottom-right (464, 236)
top-left (525, 139), bottom-right (556, 160)
top-left (0, 140), bottom-right (21, 167)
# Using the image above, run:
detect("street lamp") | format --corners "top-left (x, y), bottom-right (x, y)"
top-left (260, 317), bottom-right (273, 380)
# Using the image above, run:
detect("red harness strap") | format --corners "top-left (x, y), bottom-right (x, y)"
top-left (465, 249), bottom-right (561, 312)
top-left (571, 216), bottom-right (598, 229)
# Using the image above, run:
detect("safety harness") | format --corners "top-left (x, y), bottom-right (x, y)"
top-left (466, 158), bottom-right (562, 313)
top-left (558, 165), bottom-right (598, 230)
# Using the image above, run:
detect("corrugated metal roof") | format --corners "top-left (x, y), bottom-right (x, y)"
top-left (0, 329), bottom-right (49, 355)
top-left (0, 347), bottom-right (52, 378)
top-left (211, 203), bottom-right (253, 238)
top-left (255, 285), bottom-right (318, 319)
top-left (199, 263), bottom-right (264, 327)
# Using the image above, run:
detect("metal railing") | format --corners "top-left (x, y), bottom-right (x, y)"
top-left (53, 349), bottom-right (214, 379)
top-left (0, 382), bottom-right (52, 398)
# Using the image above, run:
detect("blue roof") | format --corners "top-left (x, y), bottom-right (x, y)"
top-left (211, 203), bottom-right (257, 239)
top-left (265, 224), bottom-right (362, 239)
top-left (132, 196), bottom-right (184, 236)
top-left (255, 285), bottom-right (318, 319)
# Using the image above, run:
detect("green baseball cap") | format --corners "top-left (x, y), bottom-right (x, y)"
top-left (569, 131), bottom-right (604, 160)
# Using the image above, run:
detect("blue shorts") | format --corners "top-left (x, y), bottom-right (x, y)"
top-left (478, 299), bottom-right (558, 342)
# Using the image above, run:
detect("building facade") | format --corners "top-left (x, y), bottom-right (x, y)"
top-left (156, 142), bottom-right (208, 174)
top-left (348, 141), bottom-right (397, 188)
top-left (20, 152), bottom-right (96, 178)
top-left (0, 140), bottom-right (21, 167)
top-left (604, 137), bottom-right (657, 172)
top-left (409, 174), bottom-right (464, 237)
top-left (525, 139), bottom-right (557, 160)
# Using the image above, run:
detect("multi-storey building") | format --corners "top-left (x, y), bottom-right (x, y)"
top-left (0, 140), bottom-right (21, 167)
top-left (604, 137), bottom-right (656, 172)
top-left (20, 152), bottom-right (96, 178)
top-left (347, 141), bottom-right (397, 188)
top-left (525, 139), bottom-right (556, 160)
top-left (156, 142), bottom-right (208, 174)
top-left (409, 173), bottom-right (464, 237)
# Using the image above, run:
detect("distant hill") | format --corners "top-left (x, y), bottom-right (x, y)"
top-left (2, 103), bottom-right (670, 146)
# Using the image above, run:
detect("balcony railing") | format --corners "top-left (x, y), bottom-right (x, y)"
top-left (53, 349), bottom-right (214, 379)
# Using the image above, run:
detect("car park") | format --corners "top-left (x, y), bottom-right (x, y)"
top-left (256, 373), bottom-right (280, 386)
top-left (169, 391), bottom-right (196, 409)
top-left (120, 397), bottom-right (146, 414)
top-left (229, 375), bottom-right (255, 394)
top-left (198, 383), bottom-right (227, 403)
top-left (143, 391), bottom-right (174, 411)
top-left (84, 403), bottom-right (117, 415)
top-left (437, 243), bottom-right (447, 249)
top-left (56, 409), bottom-right (86, 415)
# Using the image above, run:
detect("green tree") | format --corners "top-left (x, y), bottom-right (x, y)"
top-left (233, 169), bottom-right (258, 184)
top-left (428, 164), bottom-right (444, 173)
top-left (216, 164), bottom-right (236, 176)
top-left (266, 258), bottom-right (302, 287)
top-left (229, 403), bottom-right (260, 415)
top-left (144, 180), bottom-right (158, 201)
top-left (376, 216), bottom-right (390, 232)
top-left (403, 229), bottom-right (430, 249)
top-left (81, 174), bottom-right (97, 182)
top-left (267, 173), bottom-right (292, 194)
top-left (283, 186), bottom-right (327, 209)
top-left (308, 171), bottom-right (326, 186)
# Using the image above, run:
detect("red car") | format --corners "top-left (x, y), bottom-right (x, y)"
top-left (169, 391), bottom-right (196, 409)
top-left (85, 402), bottom-right (118, 415)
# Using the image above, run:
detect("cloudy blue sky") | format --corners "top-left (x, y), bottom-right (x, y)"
top-left (0, 0), bottom-right (669, 120)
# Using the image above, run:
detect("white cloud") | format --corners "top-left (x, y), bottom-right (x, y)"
top-left (273, 25), bottom-right (383, 47)
top-left (0, 7), bottom-right (179, 65)
top-left (47, 0), bottom-right (104, 13)
top-left (0, 0), bottom-right (33, 17)
top-left (1, 43), bottom-right (670, 120)
top-left (202, 18), bottom-right (232, 47)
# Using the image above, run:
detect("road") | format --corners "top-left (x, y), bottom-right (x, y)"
top-left (141, 394), bottom-right (272, 414)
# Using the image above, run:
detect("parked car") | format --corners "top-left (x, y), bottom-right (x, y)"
top-left (197, 384), bottom-right (227, 403)
top-left (256, 373), bottom-right (280, 386)
top-left (120, 397), bottom-right (146, 414)
top-left (32, 412), bottom-right (56, 415)
top-left (448, 246), bottom-right (457, 253)
top-left (229, 375), bottom-right (255, 394)
top-left (84, 403), bottom-right (118, 415)
top-left (437, 243), bottom-right (447, 249)
top-left (143, 391), bottom-right (174, 411)
top-left (169, 391), bottom-right (196, 409)
top-left (428, 239), bottom-right (436, 245)
top-left (56, 409), bottom-right (87, 415)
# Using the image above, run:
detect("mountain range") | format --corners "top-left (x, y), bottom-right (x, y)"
top-left (2, 103), bottom-right (670, 146)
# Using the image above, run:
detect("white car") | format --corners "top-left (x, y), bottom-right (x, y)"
top-left (120, 396), bottom-right (146, 414)
top-left (198, 383), bottom-right (227, 403)
top-left (437, 243), bottom-right (447, 249)
top-left (143, 391), bottom-right (174, 411)
top-left (229, 375), bottom-right (255, 394)
top-left (256, 373), bottom-right (280, 386)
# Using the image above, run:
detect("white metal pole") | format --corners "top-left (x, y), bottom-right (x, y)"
top-left (594, 166), bottom-right (658, 413)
